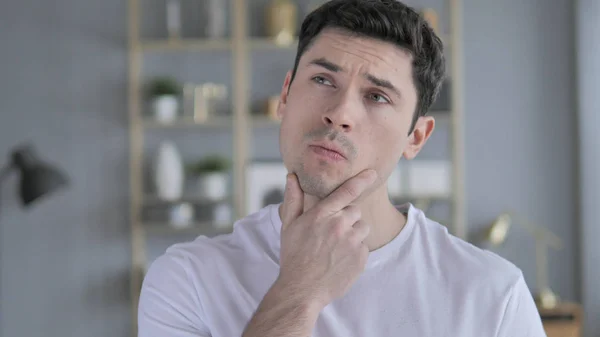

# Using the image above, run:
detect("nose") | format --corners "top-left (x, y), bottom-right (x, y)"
top-left (322, 91), bottom-right (358, 132)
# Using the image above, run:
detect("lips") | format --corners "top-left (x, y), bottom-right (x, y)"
top-left (309, 142), bottom-right (347, 160)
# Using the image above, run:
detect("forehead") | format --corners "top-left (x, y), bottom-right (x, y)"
top-left (299, 28), bottom-right (414, 81)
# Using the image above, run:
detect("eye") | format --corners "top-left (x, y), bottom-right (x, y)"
top-left (368, 93), bottom-right (390, 104)
top-left (312, 76), bottom-right (334, 87)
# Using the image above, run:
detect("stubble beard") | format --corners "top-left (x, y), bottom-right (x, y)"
top-left (293, 158), bottom-right (353, 200)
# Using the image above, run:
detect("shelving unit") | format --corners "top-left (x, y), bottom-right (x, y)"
top-left (127, 0), bottom-right (464, 335)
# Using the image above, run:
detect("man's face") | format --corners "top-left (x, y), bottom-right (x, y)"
top-left (277, 28), bottom-right (434, 199)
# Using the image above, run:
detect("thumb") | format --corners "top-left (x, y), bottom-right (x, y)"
top-left (281, 173), bottom-right (304, 230)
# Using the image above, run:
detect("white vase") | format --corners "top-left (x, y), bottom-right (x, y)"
top-left (205, 0), bottom-right (226, 38)
top-left (152, 95), bottom-right (178, 123)
top-left (154, 141), bottom-right (184, 201)
top-left (197, 172), bottom-right (227, 201)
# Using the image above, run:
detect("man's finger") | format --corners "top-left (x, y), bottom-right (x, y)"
top-left (349, 220), bottom-right (371, 246)
top-left (318, 169), bottom-right (377, 214)
top-left (281, 173), bottom-right (304, 230)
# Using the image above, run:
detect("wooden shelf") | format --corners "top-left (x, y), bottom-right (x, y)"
top-left (143, 222), bottom-right (233, 236)
top-left (142, 195), bottom-right (231, 206)
top-left (142, 116), bottom-right (233, 129)
top-left (140, 38), bottom-right (232, 52)
top-left (249, 37), bottom-right (298, 50)
top-left (142, 116), bottom-right (282, 129)
top-left (251, 116), bottom-right (281, 127)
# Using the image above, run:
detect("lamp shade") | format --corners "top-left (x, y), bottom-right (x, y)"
top-left (11, 145), bottom-right (68, 206)
top-left (486, 213), bottom-right (512, 246)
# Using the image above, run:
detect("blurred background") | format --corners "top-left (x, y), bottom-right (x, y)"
top-left (0, 0), bottom-right (598, 336)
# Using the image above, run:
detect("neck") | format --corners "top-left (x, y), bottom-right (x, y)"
top-left (302, 186), bottom-right (407, 251)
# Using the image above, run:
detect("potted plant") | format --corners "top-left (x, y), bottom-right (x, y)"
top-left (146, 76), bottom-right (182, 123)
top-left (187, 155), bottom-right (231, 201)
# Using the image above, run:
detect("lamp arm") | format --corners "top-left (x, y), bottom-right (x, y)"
top-left (512, 214), bottom-right (563, 250)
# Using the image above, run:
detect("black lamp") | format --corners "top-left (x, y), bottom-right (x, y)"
top-left (0, 145), bottom-right (68, 333)
top-left (0, 144), bottom-right (68, 210)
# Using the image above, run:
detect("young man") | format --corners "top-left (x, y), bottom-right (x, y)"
top-left (138, 1), bottom-right (547, 336)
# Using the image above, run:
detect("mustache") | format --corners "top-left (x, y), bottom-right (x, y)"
top-left (303, 127), bottom-right (357, 159)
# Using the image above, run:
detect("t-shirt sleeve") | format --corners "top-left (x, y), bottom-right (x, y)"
top-left (496, 272), bottom-right (547, 337)
top-left (137, 252), bottom-right (211, 337)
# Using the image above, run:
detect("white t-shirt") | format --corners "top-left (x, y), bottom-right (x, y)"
top-left (138, 203), bottom-right (547, 337)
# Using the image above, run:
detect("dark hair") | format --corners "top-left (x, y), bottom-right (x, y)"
top-left (290, 0), bottom-right (446, 133)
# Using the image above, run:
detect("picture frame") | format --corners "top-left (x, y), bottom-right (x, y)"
top-left (245, 160), bottom-right (288, 215)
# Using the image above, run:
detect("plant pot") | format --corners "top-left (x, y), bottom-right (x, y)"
top-left (152, 95), bottom-right (178, 122)
top-left (196, 172), bottom-right (228, 201)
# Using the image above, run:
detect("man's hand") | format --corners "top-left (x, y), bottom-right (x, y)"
top-left (276, 169), bottom-right (377, 310)
top-left (242, 169), bottom-right (377, 337)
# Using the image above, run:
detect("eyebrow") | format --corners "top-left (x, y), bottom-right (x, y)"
top-left (308, 57), bottom-right (402, 97)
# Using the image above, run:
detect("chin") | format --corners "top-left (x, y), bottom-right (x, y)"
top-left (295, 164), bottom-right (346, 199)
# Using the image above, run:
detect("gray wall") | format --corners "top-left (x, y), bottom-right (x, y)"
top-left (576, 0), bottom-right (600, 335)
top-left (463, 0), bottom-right (578, 303)
top-left (0, 0), bottom-right (130, 336)
top-left (0, 0), bottom-right (592, 336)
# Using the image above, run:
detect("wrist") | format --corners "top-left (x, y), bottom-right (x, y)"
top-left (268, 278), bottom-right (324, 319)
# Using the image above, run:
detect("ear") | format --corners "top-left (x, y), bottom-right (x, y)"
top-left (277, 70), bottom-right (293, 119)
top-left (402, 116), bottom-right (435, 160)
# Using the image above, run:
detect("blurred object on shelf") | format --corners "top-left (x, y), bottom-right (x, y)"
top-left (405, 160), bottom-right (451, 198)
top-left (540, 302), bottom-right (582, 337)
top-left (485, 212), bottom-right (563, 309)
top-left (212, 202), bottom-right (233, 229)
top-left (187, 155), bottom-right (231, 202)
top-left (266, 95), bottom-right (280, 120)
top-left (183, 82), bottom-right (195, 120)
top-left (265, 0), bottom-right (297, 46)
top-left (153, 141), bottom-right (184, 202)
top-left (166, 0), bottom-right (182, 39)
top-left (387, 161), bottom-right (451, 199)
top-left (146, 76), bottom-right (182, 123)
top-left (205, 0), bottom-right (226, 38)
top-left (168, 202), bottom-right (194, 229)
top-left (191, 83), bottom-right (228, 122)
top-left (246, 161), bottom-right (287, 214)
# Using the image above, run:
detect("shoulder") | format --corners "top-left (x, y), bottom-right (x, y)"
top-left (139, 204), bottom-right (281, 333)
top-left (410, 206), bottom-right (523, 293)
top-left (142, 203), bottom-right (281, 290)
top-left (148, 203), bottom-right (280, 275)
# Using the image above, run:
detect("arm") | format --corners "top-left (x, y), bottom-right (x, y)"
top-left (496, 273), bottom-right (548, 337)
top-left (137, 253), bottom-right (211, 337)
top-left (242, 279), bottom-right (322, 337)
